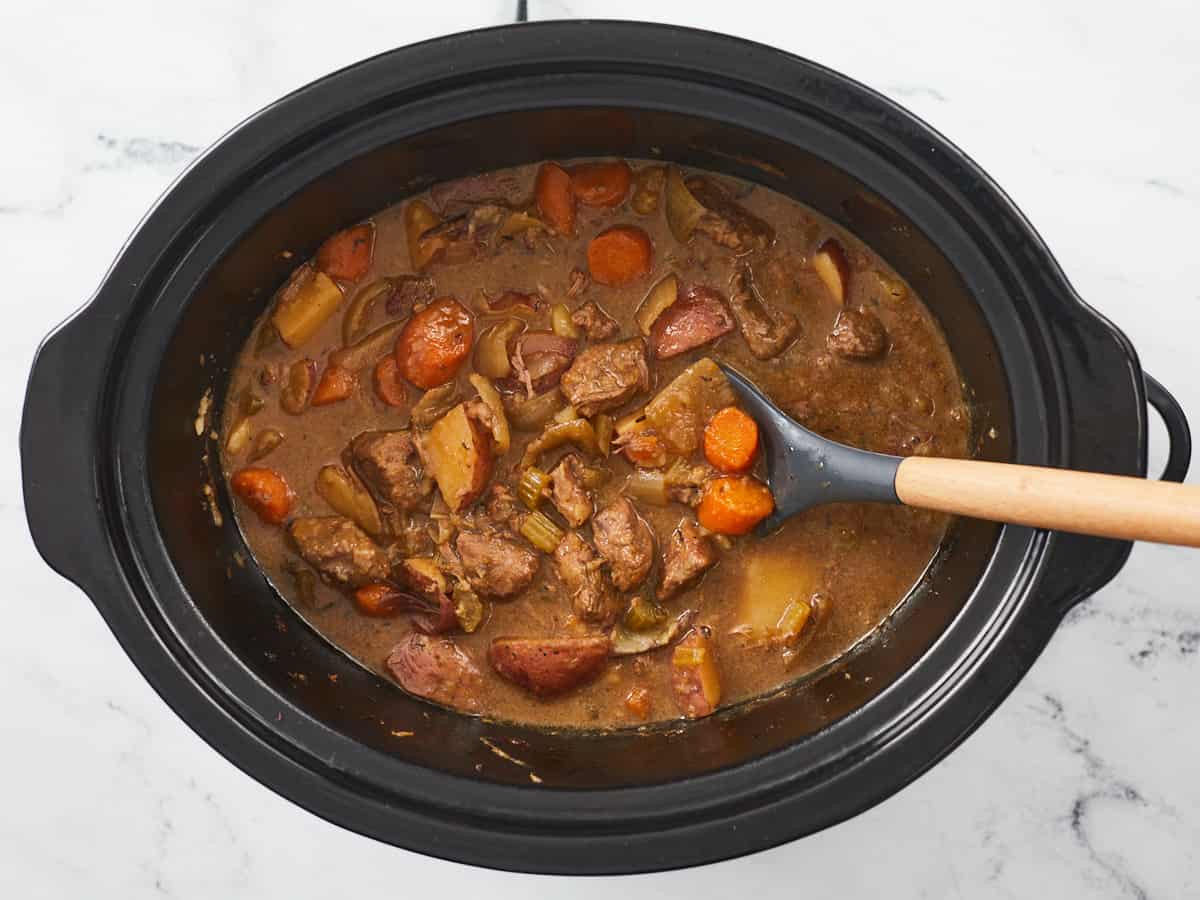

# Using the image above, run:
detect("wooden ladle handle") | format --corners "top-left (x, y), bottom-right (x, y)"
top-left (895, 458), bottom-right (1200, 547)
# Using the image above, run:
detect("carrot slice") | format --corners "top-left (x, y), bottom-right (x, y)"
top-left (703, 406), bottom-right (759, 473)
top-left (697, 476), bottom-right (774, 535)
top-left (316, 223), bottom-right (374, 282)
top-left (395, 296), bottom-right (474, 389)
top-left (354, 583), bottom-right (408, 618)
top-left (230, 467), bottom-right (294, 524)
top-left (570, 160), bottom-right (632, 207)
top-left (587, 225), bottom-right (652, 286)
top-left (373, 357), bottom-right (408, 407)
top-left (535, 162), bottom-right (576, 235)
top-left (311, 364), bottom-right (356, 406)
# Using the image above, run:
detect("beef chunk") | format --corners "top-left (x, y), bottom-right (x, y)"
top-left (728, 267), bottom-right (799, 359)
top-left (548, 453), bottom-right (593, 527)
top-left (349, 430), bottom-right (432, 512)
top-left (571, 300), bottom-right (620, 341)
top-left (828, 307), bottom-right (888, 360)
top-left (385, 633), bottom-right (482, 710)
top-left (687, 177), bottom-right (775, 252)
top-left (657, 517), bottom-right (718, 600)
top-left (559, 339), bottom-right (650, 417)
top-left (664, 460), bottom-right (717, 507)
top-left (483, 483), bottom-right (526, 532)
top-left (650, 285), bottom-right (735, 359)
top-left (592, 497), bottom-right (655, 591)
top-left (429, 170), bottom-right (527, 216)
top-left (553, 531), bottom-right (622, 626)
top-left (455, 530), bottom-right (540, 599)
top-left (566, 267), bottom-right (589, 299)
top-left (384, 275), bottom-right (436, 317)
top-left (288, 516), bottom-right (390, 588)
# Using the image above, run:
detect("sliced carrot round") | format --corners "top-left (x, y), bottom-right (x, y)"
top-left (570, 160), bottom-right (632, 207)
top-left (697, 476), bottom-right (774, 536)
top-left (587, 225), bottom-right (652, 286)
top-left (703, 406), bottom-right (759, 473)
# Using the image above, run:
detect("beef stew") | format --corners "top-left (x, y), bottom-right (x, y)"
top-left (220, 159), bottom-right (971, 728)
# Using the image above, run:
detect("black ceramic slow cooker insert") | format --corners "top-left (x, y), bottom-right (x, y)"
top-left (21, 22), bottom-right (1192, 874)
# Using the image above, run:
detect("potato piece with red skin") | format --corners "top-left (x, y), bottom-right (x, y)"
top-left (316, 223), bottom-right (374, 282)
top-left (489, 635), bottom-right (611, 697)
top-left (671, 629), bottom-right (721, 718)
top-left (813, 237), bottom-right (850, 305)
top-left (231, 467), bottom-right (294, 524)
top-left (420, 403), bottom-right (494, 512)
top-left (395, 296), bottom-right (474, 389)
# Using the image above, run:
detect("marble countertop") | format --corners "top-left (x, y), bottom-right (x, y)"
top-left (4, 0), bottom-right (1198, 895)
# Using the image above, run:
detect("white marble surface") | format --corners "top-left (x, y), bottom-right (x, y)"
top-left (3, 0), bottom-right (1199, 895)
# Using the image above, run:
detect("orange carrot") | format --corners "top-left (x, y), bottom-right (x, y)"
top-left (316, 223), bottom-right (374, 281)
top-left (354, 583), bottom-right (407, 617)
top-left (703, 406), bottom-right (759, 473)
top-left (373, 357), bottom-right (408, 407)
top-left (311, 364), bottom-right (356, 406)
top-left (570, 160), bottom-right (631, 207)
top-left (624, 686), bottom-right (652, 719)
top-left (587, 225), bottom-right (652, 286)
top-left (621, 431), bottom-right (668, 468)
top-left (697, 476), bottom-right (774, 535)
top-left (535, 162), bottom-right (576, 235)
top-left (395, 296), bottom-right (474, 389)
top-left (230, 467), bottom-right (294, 524)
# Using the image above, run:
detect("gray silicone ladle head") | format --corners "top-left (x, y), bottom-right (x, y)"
top-left (717, 362), bottom-right (903, 533)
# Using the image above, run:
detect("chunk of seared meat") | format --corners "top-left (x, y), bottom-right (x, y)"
top-left (565, 267), bottom-right (589, 299)
top-left (548, 453), bottom-right (593, 527)
top-left (288, 516), bottom-right (390, 588)
top-left (482, 483), bottom-right (526, 533)
top-left (429, 170), bottom-right (527, 216)
top-left (650, 285), bottom-right (735, 359)
top-left (664, 459), bottom-right (717, 507)
top-left (553, 531), bottom-right (622, 626)
top-left (454, 530), bottom-right (540, 599)
top-left (384, 275), bottom-right (436, 317)
top-left (559, 339), bottom-right (650, 417)
top-left (571, 300), bottom-right (620, 340)
top-left (827, 306), bottom-right (888, 360)
top-left (489, 635), bottom-right (611, 697)
top-left (349, 430), bottom-right (432, 512)
top-left (728, 267), bottom-right (799, 359)
top-left (687, 177), bottom-right (774, 252)
top-left (657, 517), bottom-right (718, 600)
top-left (592, 497), bottom-right (655, 591)
top-left (385, 633), bottom-right (482, 710)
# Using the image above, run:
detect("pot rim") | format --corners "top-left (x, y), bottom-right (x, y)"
top-left (21, 20), bottom-right (1159, 873)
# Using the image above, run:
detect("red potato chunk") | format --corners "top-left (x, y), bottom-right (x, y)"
top-left (489, 635), bottom-right (611, 697)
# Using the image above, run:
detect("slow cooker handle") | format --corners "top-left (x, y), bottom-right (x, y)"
top-left (1144, 373), bottom-right (1191, 483)
top-left (21, 306), bottom-right (117, 595)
